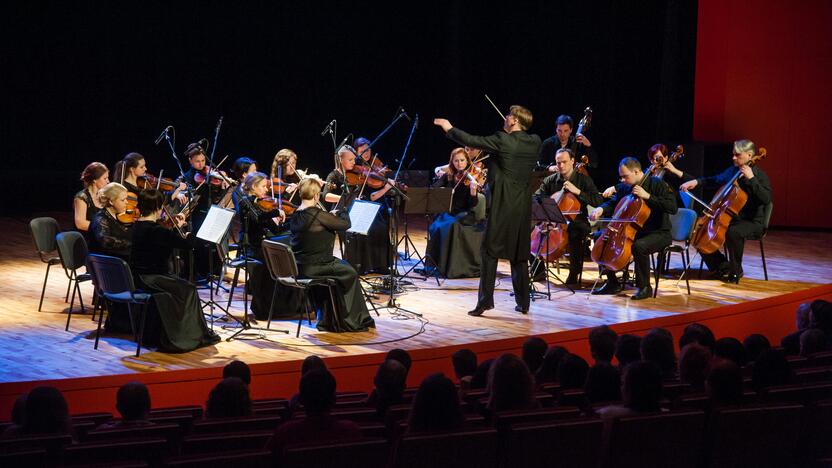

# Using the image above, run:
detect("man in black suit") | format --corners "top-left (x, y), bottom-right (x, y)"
top-left (434, 105), bottom-right (541, 316)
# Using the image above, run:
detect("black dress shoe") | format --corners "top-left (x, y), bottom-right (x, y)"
top-left (631, 286), bottom-right (653, 300)
top-left (723, 273), bottom-right (742, 284)
top-left (592, 281), bottom-right (622, 295)
top-left (515, 305), bottom-right (529, 314)
top-left (564, 275), bottom-right (579, 286)
top-left (468, 304), bottom-right (494, 316)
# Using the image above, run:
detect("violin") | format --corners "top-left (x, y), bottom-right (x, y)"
top-left (345, 165), bottom-right (408, 192)
top-left (257, 196), bottom-right (297, 216)
top-left (689, 148), bottom-right (766, 255)
top-left (118, 192), bottom-right (140, 224)
top-left (136, 173), bottom-right (178, 192)
top-left (649, 145), bottom-right (684, 179)
top-left (194, 167), bottom-right (235, 187)
top-left (158, 206), bottom-right (187, 238)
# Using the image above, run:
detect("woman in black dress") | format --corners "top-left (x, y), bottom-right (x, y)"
top-left (130, 189), bottom-right (221, 352)
top-left (88, 182), bottom-right (132, 261)
top-left (290, 178), bottom-right (374, 332)
top-left (73, 162), bottom-right (109, 233)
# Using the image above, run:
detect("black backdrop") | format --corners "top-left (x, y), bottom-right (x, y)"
top-left (3, 0), bottom-right (697, 215)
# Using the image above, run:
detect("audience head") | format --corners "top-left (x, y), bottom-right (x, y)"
top-left (470, 359), bottom-right (494, 390)
top-left (222, 360), bottom-right (251, 385)
top-left (206, 377), bottom-right (252, 419)
top-left (615, 334), bottom-right (642, 370)
top-left (751, 349), bottom-right (794, 392)
top-left (743, 334), bottom-right (771, 363)
top-left (536, 346), bottom-right (568, 384)
top-left (707, 359), bottom-right (743, 407)
top-left (451, 348), bottom-right (478, 381)
top-left (641, 328), bottom-right (678, 379)
top-left (714, 337), bottom-right (748, 367)
top-left (299, 369), bottom-right (337, 416)
top-left (585, 362), bottom-right (622, 403)
top-left (589, 325), bottom-right (618, 364)
top-left (809, 300), bottom-right (832, 334)
top-left (116, 382), bottom-right (151, 422)
top-left (522, 337), bottom-right (548, 375)
top-left (301, 355), bottom-right (328, 375)
top-left (679, 343), bottom-right (712, 391)
top-left (408, 373), bottom-right (464, 434)
top-left (11, 393), bottom-right (27, 427)
top-left (558, 353), bottom-right (590, 389)
top-left (800, 328), bottom-right (828, 356)
top-left (487, 354), bottom-right (536, 412)
top-left (386, 349), bottom-right (412, 374)
top-left (374, 359), bottom-right (407, 402)
top-left (622, 361), bottom-right (663, 413)
top-left (796, 302), bottom-right (813, 330)
top-left (679, 323), bottom-right (716, 351)
top-left (23, 386), bottom-right (70, 435)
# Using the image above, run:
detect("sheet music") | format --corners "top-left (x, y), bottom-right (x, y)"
top-left (347, 200), bottom-right (381, 235)
top-left (196, 205), bottom-right (235, 244)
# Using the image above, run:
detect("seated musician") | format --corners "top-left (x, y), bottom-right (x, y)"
top-left (112, 152), bottom-right (187, 204)
top-left (589, 157), bottom-right (677, 300)
top-left (88, 182), bottom-right (133, 261)
top-left (323, 145), bottom-right (396, 275)
top-left (539, 114), bottom-right (598, 172)
top-left (130, 189), bottom-right (221, 351)
top-left (271, 148), bottom-right (302, 197)
top-left (680, 139), bottom-right (771, 283)
top-left (228, 157), bottom-right (257, 212)
top-left (74, 162), bottom-right (109, 233)
top-left (423, 147), bottom-right (482, 278)
top-left (290, 178), bottom-right (375, 332)
top-left (602, 144), bottom-right (693, 199)
top-left (534, 148), bottom-right (604, 286)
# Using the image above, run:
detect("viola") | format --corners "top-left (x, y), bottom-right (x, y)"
top-left (689, 148), bottom-right (766, 255)
top-left (194, 167), bottom-right (234, 187)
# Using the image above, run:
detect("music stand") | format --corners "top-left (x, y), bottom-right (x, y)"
top-left (196, 205), bottom-right (236, 326)
top-left (529, 196), bottom-right (576, 299)
top-left (399, 187), bottom-right (453, 285)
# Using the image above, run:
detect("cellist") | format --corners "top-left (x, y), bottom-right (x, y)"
top-left (534, 148), bottom-right (604, 286)
top-left (589, 157), bottom-right (677, 300)
top-left (680, 139), bottom-right (771, 283)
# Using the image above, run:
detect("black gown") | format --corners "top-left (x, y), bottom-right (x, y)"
top-left (323, 170), bottom-right (392, 275)
top-left (425, 173), bottom-right (483, 278)
top-left (74, 188), bottom-right (101, 242)
top-left (130, 221), bottom-right (219, 352)
top-left (88, 210), bottom-right (132, 261)
top-left (290, 207), bottom-right (374, 332)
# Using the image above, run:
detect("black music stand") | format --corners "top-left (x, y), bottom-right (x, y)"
top-left (195, 205), bottom-right (237, 326)
top-left (529, 196), bottom-right (575, 299)
top-left (399, 186), bottom-right (453, 286)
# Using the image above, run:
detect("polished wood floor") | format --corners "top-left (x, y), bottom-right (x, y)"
top-left (2, 212), bottom-right (830, 384)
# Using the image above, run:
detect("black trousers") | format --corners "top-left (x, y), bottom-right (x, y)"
top-left (479, 249), bottom-right (530, 310)
top-left (606, 230), bottom-right (671, 289)
top-left (567, 221), bottom-right (591, 277)
top-left (701, 219), bottom-right (763, 275)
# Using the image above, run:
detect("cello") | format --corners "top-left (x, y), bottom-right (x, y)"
top-left (529, 156), bottom-right (590, 261)
top-left (687, 148), bottom-right (766, 255)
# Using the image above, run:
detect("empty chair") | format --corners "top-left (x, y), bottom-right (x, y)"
top-left (280, 438), bottom-right (389, 468)
top-left (705, 404), bottom-right (803, 468)
top-left (605, 410), bottom-right (705, 468)
top-left (653, 208), bottom-right (696, 297)
top-left (390, 428), bottom-right (499, 468)
top-left (29, 217), bottom-right (64, 311)
top-left (55, 231), bottom-right (92, 330)
top-left (503, 419), bottom-right (604, 468)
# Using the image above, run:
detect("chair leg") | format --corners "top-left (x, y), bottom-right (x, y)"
top-left (266, 285), bottom-right (278, 330)
top-left (94, 299), bottom-right (107, 350)
top-left (77, 280), bottom-right (85, 314)
top-left (326, 281), bottom-right (341, 332)
top-left (653, 252), bottom-right (663, 298)
top-left (226, 267), bottom-right (240, 313)
top-left (697, 257), bottom-right (704, 279)
top-left (65, 268), bottom-right (72, 302)
top-left (683, 249), bottom-right (691, 295)
top-left (39, 263), bottom-right (52, 312)
top-left (135, 303), bottom-right (147, 357)
top-left (760, 239), bottom-right (768, 280)
top-left (66, 272), bottom-right (77, 331)
top-left (296, 291), bottom-right (306, 338)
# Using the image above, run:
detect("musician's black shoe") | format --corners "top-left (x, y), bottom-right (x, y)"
top-left (468, 303), bottom-right (494, 317)
top-left (631, 286), bottom-right (653, 300)
top-left (592, 280), bottom-right (622, 295)
top-left (710, 263), bottom-right (731, 280)
top-left (565, 274), bottom-right (580, 286)
top-left (723, 272), bottom-right (743, 284)
top-left (515, 305), bottom-right (529, 314)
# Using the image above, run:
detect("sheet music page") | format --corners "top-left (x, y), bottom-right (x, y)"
top-left (196, 205), bottom-right (235, 244)
top-left (347, 200), bottom-right (381, 235)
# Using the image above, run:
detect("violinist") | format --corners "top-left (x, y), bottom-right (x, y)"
top-left (589, 157), bottom-right (677, 300)
top-left (423, 147), bottom-right (482, 278)
top-left (88, 182), bottom-right (132, 261)
top-left (271, 149), bottom-right (301, 195)
top-left (354, 137), bottom-right (387, 174)
top-left (534, 148), bottom-right (604, 285)
top-left (540, 115), bottom-right (598, 172)
top-left (680, 139), bottom-right (771, 283)
top-left (113, 152), bottom-right (187, 204)
top-left (228, 157), bottom-right (258, 211)
top-left (130, 189), bottom-right (221, 351)
top-left (74, 162), bottom-right (109, 233)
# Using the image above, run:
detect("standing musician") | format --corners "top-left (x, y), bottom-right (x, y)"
top-left (323, 145), bottom-right (396, 275)
top-left (423, 147), bottom-right (482, 278)
top-left (130, 189), bottom-right (221, 351)
top-left (290, 178), bottom-right (375, 332)
top-left (680, 139), bottom-right (771, 283)
top-left (589, 157), bottom-right (677, 300)
top-left (534, 148), bottom-right (604, 286)
top-left (540, 115), bottom-right (598, 172)
top-left (434, 104), bottom-right (541, 316)
top-left (74, 162), bottom-right (109, 233)
top-left (88, 182), bottom-right (133, 261)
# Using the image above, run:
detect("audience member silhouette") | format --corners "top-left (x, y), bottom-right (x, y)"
top-left (205, 377), bottom-right (252, 419)
top-left (614, 334), bottom-right (642, 371)
top-left (706, 359), bottom-right (743, 407)
top-left (679, 343), bottom-right (711, 393)
top-left (97, 382), bottom-right (153, 430)
top-left (585, 362), bottom-right (622, 404)
top-left (366, 359), bottom-right (407, 418)
top-left (522, 337), bottom-right (548, 375)
top-left (800, 328), bottom-right (829, 356)
top-left (641, 328), bottom-right (678, 379)
top-left (470, 358), bottom-right (495, 390)
top-left (742, 334), bottom-right (771, 363)
top-left (223, 360), bottom-right (252, 385)
top-left (535, 346), bottom-right (568, 384)
top-left (451, 348), bottom-right (478, 388)
top-left (599, 361), bottom-right (663, 420)
top-left (407, 373), bottom-right (464, 434)
top-left (679, 323), bottom-right (716, 352)
top-left (487, 354), bottom-right (539, 413)
top-left (558, 353), bottom-right (590, 390)
top-left (751, 349), bottom-right (794, 392)
top-left (589, 325), bottom-right (618, 364)
top-left (714, 337), bottom-right (748, 367)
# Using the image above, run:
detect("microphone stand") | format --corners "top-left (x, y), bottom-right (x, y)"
top-left (159, 126), bottom-right (193, 280)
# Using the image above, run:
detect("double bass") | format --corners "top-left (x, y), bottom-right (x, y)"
top-left (688, 148), bottom-right (767, 255)
top-left (571, 107), bottom-right (593, 177)
top-left (529, 156), bottom-right (590, 261)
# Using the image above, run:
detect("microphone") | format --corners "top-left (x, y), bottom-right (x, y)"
top-left (320, 119), bottom-right (336, 136)
top-left (198, 138), bottom-right (209, 151)
top-left (336, 133), bottom-right (353, 153)
top-left (398, 107), bottom-right (412, 122)
top-left (215, 116), bottom-right (223, 135)
top-left (154, 126), bottom-right (173, 145)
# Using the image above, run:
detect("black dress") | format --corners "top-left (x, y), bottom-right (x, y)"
top-left (130, 221), bottom-right (219, 352)
top-left (425, 173), bottom-right (483, 278)
top-left (74, 188), bottom-right (101, 242)
top-left (323, 170), bottom-right (392, 275)
top-left (290, 207), bottom-right (374, 332)
top-left (88, 210), bottom-right (132, 261)
top-left (236, 195), bottom-right (302, 320)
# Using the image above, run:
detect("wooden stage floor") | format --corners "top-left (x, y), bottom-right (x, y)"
top-left (2, 212), bottom-right (830, 385)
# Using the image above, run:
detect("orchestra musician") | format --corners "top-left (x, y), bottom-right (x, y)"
top-left (589, 157), bottom-right (678, 300)
top-left (423, 147), bottom-right (482, 278)
top-left (534, 148), bottom-right (604, 285)
top-left (271, 149), bottom-right (301, 196)
top-left (88, 182), bottom-right (132, 261)
top-left (680, 139), bottom-right (771, 283)
top-left (228, 157), bottom-right (258, 211)
top-left (539, 115), bottom-right (598, 172)
top-left (434, 105), bottom-right (541, 316)
top-left (74, 162), bottom-right (109, 233)
top-left (130, 189), bottom-right (221, 351)
top-left (112, 152), bottom-right (188, 204)
top-left (602, 144), bottom-right (693, 199)
top-left (290, 177), bottom-right (375, 332)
